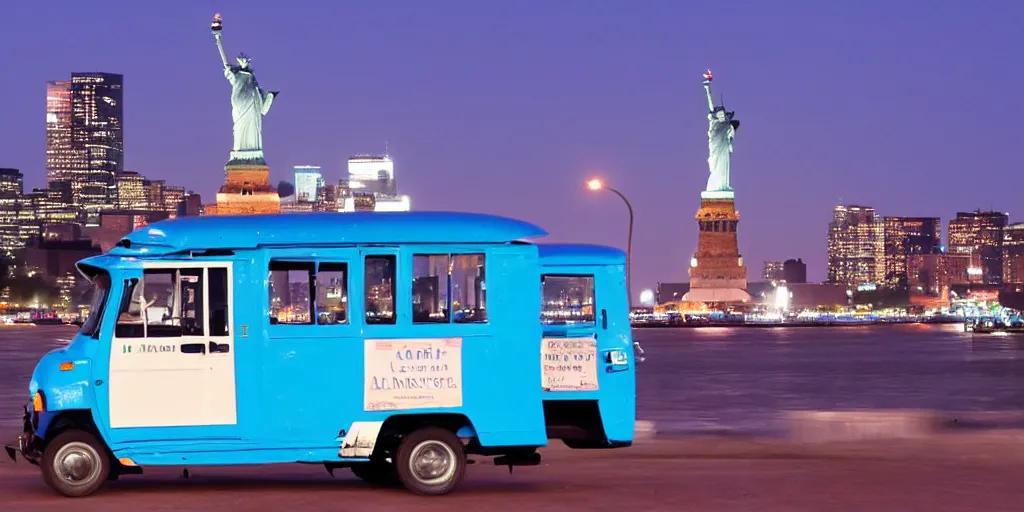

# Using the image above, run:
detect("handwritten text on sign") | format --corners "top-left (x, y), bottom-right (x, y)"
top-left (541, 337), bottom-right (599, 391)
top-left (364, 338), bottom-right (463, 411)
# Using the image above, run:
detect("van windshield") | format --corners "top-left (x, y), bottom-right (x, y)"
top-left (78, 270), bottom-right (112, 338)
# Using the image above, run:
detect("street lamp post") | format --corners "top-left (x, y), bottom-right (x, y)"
top-left (587, 179), bottom-right (634, 309)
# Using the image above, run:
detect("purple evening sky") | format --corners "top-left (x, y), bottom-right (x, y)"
top-left (1, 1), bottom-right (1022, 298)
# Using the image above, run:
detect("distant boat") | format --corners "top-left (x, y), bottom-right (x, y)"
top-left (965, 316), bottom-right (1024, 334)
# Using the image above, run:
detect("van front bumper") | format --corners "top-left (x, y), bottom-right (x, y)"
top-left (4, 403), bottom-right (41, 465)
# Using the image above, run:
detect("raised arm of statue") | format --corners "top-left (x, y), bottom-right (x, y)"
top-left (702, 69), bottom-right (716, 112)
top-left (212, 14), bottom-right (230, 69)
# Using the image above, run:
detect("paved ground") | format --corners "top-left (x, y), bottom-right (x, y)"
top-left (4, 433), bottom-right (1024, 511)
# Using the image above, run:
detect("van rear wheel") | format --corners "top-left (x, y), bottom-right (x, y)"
top-left (40, 430), bottom-right (110, 497)
top-left (394, 427), bottom-right (465, 496)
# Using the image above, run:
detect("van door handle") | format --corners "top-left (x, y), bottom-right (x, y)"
top-left (181, 343), bottom-right (206, 354)
top-left (601, 309), bottom-right (608, 330)
top-left (209, 341), bottom-right (230, 354)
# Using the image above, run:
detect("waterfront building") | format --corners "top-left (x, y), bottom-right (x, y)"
top-left (948, 210), bottom-right (1009, 285)
top-left (762, 261), bottom-right (784, 281)
top-left (162, 185), bottom-right (185, 216)
top-left (907, 252), bottom-right (974, 296)
top-left (316, 183), bottom-right (339, 213)
top-left (827, 204), bottom-right (883, 286)
top-left (25, 186), bottom-right (79, 230)
top-left (294, 166), bottom-right (322, 203)
top-left (81, 210), bottom-right (170, 252)
top-left (143, 179), bottom-right (165, 212)
top-left (0, 169), bottom-right (24, 252)
top-left (69, 73), bottom-right (124, 220)
top-left (883, 216), bottom-right (940, 287)
top-left (1003, 222), bottom-right (1024, 285)
top-left (115, 172), bottom-right (147, 210)
top-left (782, 258), bottom-right (808, 284)
top-left (45, 81), bottom-right (76, 187)
top-left (340, 154), bottom-right (411, 212)
top-left (47, 74), bottom-right (124, 223)
top-left (178, 192), bottom-right (204, 217)
top-left (280, 200), bottom-right (315, 213)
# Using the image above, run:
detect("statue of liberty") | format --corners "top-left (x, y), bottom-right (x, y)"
top-left (211, 14), bottom-right (279, 166)
top-left (701, 69), bottom-right (739, 196)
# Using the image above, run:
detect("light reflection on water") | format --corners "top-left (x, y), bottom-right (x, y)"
top-left (1, 324), bottom-right (1022, 436)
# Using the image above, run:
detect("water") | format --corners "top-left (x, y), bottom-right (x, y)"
top-left (636, 323), bottom-right (1024, 436)
top-left (2, 324), bottom-right (1023, 436)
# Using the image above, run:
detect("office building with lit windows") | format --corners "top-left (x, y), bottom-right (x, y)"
top-left (0, 169), bottom-right (24, 251)
top-left (116, 172), bottom-right (147, 210)
top-left (294, 166), bottom-right (323, 203)
top-left (827, 204), bottom-right (883, 286)
top-left (1003, 222), bottom-right (1024, 286)
top-left (47, 73), bottom-right (124, 222)
top-left (45, 81), bottom-right (76, 186)
top-left (947, 210), bottom-right (1008, 285)
top-left (763, 261), bottom-right (783, 281)
top-left (883, 216), bottom-right (940, 287)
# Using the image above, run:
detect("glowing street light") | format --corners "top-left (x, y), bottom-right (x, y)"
top-left (586, 177), bottom-right (634, 308)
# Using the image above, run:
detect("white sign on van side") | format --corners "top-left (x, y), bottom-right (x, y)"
top-left (541, 337), bottom-right (599, 391)
top-left (364, 338), bottom-right (463, 411)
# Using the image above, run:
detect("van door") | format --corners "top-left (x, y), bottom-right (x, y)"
top-left (540, 264), bottom-right (635, 446)
top-left (106, 261), bottom-right (238, 442)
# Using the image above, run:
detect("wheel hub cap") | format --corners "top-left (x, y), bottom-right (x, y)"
top-left (409, 440), bottom-right (456, 485)
top-left (54, 442), bottom-right (101, 484)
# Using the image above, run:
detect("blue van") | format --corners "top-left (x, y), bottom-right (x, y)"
top-left (5, 212), bottom-right (636, 497)
top-left (537, 244), bottom-right (636, 447)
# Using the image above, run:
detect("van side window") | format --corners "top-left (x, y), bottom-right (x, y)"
top-left (208, 267), bottom-right (230, 336)
top-left (540, 274), bottom-right (595, 325)
top-left (412, 253), bottom-right (487, 324)
top-left (364, 255), bottom-right (396, 325)
top-left (114, 268), bottom-right (206, 338)
top-left (268, 261), bottom-right (314, 325)
top-left (316, 263), bottom-right (348, 325)
top-left (412, 254), bottom-right (449, 323)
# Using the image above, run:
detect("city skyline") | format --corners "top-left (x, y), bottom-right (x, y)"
top-left (1, 2), bottom-right (1022, 293)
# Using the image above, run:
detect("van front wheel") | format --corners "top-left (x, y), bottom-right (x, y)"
top-left (40, 430), bottom-right (110, 497)
top-left (394, 427), bottom-right (466, 496)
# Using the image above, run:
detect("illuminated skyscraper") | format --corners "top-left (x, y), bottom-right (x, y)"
top-left (0, 169), bottom-right (24, 252)
top-left (71, 73), bottom-right (124, 219)
top-left (827, 204), bottom-right (883, 286)
top-left (47, 73), bottom-right (124, 222)
top-left (883, 216), bottom-right (940, 287)
top-left (948, 210), bottom-right (1008, 285)
top-left (46, 81), bottom-right (77, 186)
top-left (1002, 222), bottom-right (1024, 285)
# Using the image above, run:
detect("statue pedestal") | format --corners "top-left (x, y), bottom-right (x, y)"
top-left (211, 163), bottom-right (280, 215)
top-left (684, 197), bottom-right (751, 303)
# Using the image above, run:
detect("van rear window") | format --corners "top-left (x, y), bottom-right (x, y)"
top-left (540, 275), bottom-right (595, 325)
